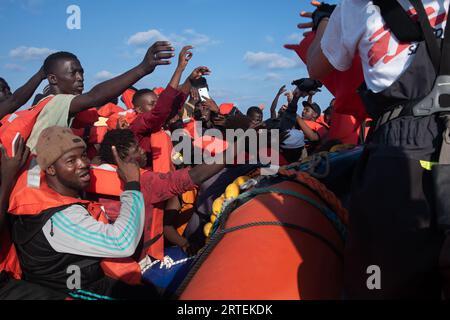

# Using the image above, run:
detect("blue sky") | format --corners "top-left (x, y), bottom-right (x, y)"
top-left (0, 0), bottom-right (337, 116)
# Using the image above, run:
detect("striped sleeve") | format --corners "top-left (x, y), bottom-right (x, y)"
top-left (42, 191), bottom-right (145, 259)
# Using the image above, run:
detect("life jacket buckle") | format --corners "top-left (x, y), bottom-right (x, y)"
top-left (413, 75), bottom-right (450, 116)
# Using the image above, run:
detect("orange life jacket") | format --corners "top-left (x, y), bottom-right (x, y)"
top-left (87, 164), bottom-right (165, 261)
top-left (304, 119), bottom-right (328, 133)
top-left (72, 108), bottom-right (99, 129)
top-left (121, 89), bottom-right (136, 110)
top-left (149, 130), bottom-right (176, 260)
top-left (327, 113), bottom-right (363, 145)
top-left (97, 103), bottom-right (125, 118)
top-left (177, 189), bottom-right (198, 236)
top-left (316, 116), bottom-right (330, 130)
top-left (6, 159), bottom-right (142, 285)
top-left (0, 96), bottom-right (54, 157)
top-left (106, 110), bottom-right (138, 130)
top-left (153, 87), bottom-right (165, 96)
top-left (219, 103), bottom-right (235, 115)
top-left (183, 119), bottom-right (197, 138)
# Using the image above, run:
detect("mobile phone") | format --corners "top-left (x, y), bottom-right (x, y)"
top-left (198, 87), bottom-right (211, 101)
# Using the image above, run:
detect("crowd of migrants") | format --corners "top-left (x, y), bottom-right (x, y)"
top-left (1, 0), bottom-right (449, 301)
top-left (0, 42), bottom-right (340, 299)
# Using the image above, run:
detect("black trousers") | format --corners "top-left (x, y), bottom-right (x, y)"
top-left (0, 272), bottom-right (69, 300)
top-left (344, 115), bottom-right (446, 299)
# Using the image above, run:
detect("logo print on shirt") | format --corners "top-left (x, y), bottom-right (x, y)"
top-left (368, 6), bottom-right (447, 67)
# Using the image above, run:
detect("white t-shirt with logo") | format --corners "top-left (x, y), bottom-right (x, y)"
top-left (321, 0), bottom-right (449, 93)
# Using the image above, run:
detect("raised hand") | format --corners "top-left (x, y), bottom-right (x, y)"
top-left (178, 46), bottom-right (194, 71)
top-left (277, 85), bottom-right (287, 96)
top-left (189, 66), bottom-right (212, 81)
top-left (0, 135), bottom-right (30, 183)
top-left (298, 1), bottom-right (336, 36)
top-left (212, 113), bottom-right (227, 127)
top-left (190, 88), bottom-right (201, 104)
top-left (285, 91), bottom-right (294, 104)
top-left (141, 41), bottom-right (175, 74)
top-left (202, 97), bottom-right (220, 113)
top-left (112, 146), bottom-right (140, 183)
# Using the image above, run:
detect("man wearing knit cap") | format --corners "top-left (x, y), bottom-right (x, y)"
top-left (10, 126), bottom-right (159, 300)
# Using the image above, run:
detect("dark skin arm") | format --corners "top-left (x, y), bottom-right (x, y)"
top-left (202, 97), bottom-right (220, 114)
top-left (69, 41), bottom-right (175, 116)
top-left (0, 136), bottom-right (30, 232)
top-left (188, 136), bottom-right (247, 185)
top-left (163, 196), bottom-right (189, 252)
top-left (169, 46), bottom-right (193, 91)
top-left (271, 85), bottom-right (287, 120)
top-left (0, 67), bottom-right (46, 119)
top-left (179, 66), bottom-right (212, 96)
top-left (188, 163), bottom-right (225, 186)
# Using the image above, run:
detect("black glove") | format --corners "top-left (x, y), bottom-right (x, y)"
top-left (312, 3), bottom-right (336, 31)
top-left (292, 78), bottom-right (323, 93)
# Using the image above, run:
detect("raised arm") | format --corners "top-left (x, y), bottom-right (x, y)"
top-left (0, 136), bottom-right (30, 232)
top-left (298, 1), bottom-right (336, 80)
top-left (270, 85), bottom-right (287, 120)
top-left (69, 41), bottom-right (175, 115)
top-left (280, 90), bottom-right (301, 131)
top-left (0, 67), bottom-right (46, 119)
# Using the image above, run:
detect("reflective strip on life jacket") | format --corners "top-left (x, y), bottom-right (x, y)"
top-left (8, 163), bottom-right (141, 285)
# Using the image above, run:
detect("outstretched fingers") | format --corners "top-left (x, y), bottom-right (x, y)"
top-left (197, 66), bottom-right (212, 76)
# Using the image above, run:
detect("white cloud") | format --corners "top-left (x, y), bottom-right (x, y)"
top-left (94, 70), bottom-right (115, 82)
top-left (4, 63), bottom-right (25, 71)
top-left (244, 51), bottom-right (299, 70)
top-left (127, 28), bottom-right (219, 49)
top-left (127, 29), bottom-right (169, 46)
top-left (183, 29), bottom-right (220, 47)
top-left (9, 46), bottom-right (55, 60)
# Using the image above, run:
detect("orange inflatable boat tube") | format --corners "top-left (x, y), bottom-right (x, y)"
top-left (177, 171), bottom-right (348, 300)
